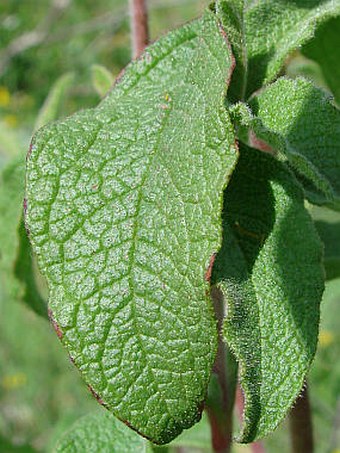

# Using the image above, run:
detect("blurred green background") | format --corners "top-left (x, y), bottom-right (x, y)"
top-left (0, 1), bottom-right (339, 452)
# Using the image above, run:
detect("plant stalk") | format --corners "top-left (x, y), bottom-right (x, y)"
top-left (289, 385), bottom-right (314, 453)
top-left (206, 287), bottom-right (237, 453)
top-left (129, 0), bottom-right (149, 58)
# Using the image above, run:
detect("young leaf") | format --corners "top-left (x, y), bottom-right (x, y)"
top-left (303, 16), bottom-right (340, 105)
top-left (212, 145), bottom-right (324, 442)
top-left (244, 0), bottom-right (340, 96)
top-left (25, 11), bottom-right (238, 444)
top-left (0, 157), bottom-right (47, 318)
top-left (286, 55), bottom-right (328, 92)
top-left (314, 221), bottom-right (340, 281)
top-left (14, 219), bottom-right (47, 317)
top-left (91, 64), bottom-right (114, 98)
top-left (34, 72), bottom-right (74, 132)
top-left (54, 412), bottom-right (148, 452)
top-left (234, 78), bottom-right (340, 210)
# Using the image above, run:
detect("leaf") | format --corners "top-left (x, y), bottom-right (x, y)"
top-left (314, 221), bottom-right (340, 281)
top-left (34, 72), bottom-right (74, 132)
top-left (303, 16), bottom-right (340, 105)
top-left (54, 411), bottom-right (148, 452)
top-left (25, 11), bottom-right (238, 444)
top-left (0, 157), bottom-right (47, 317)
top-left (215, 0), bottom-right (246, 101)
top-left (14, 218), bottom-right (47, 317)
top-left (244, 0), bottom-right (340, 96)
top-left (0, 158), bottom-right (25, 269)
top-left (0, 121), bottom-right (29, 160)
top-left (232, 77), bottom-right (340, 210)
top-left (285, 55), bottom-right (328, 92)
top-left (212, 145), bottom-right (324, 442)
top-left (91, 64), bottom-right (114, 98)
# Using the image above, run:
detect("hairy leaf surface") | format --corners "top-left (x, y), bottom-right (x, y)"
top-left (55, 412), bottom-right (148, 453)
top-left (212, 145), bottom-right (324, 442)
top-left (231, 78), bottom-right (340, 209)
top-left (245, 0), bottom-right (340, 96)
top-left (25, 11), bottom-right (238, 444)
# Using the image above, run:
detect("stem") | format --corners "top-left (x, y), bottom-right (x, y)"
top-left (206, 287), bottom-right (237, 453)
top-left (289, 385), bottom-right (314, 453)
top-left (129, 0), bottom-right (149, 58)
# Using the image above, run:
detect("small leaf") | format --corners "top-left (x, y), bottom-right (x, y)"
top-left (212, 145), bottom-right (324, 442)
top-left (303, 16), bottom-right (340, 105)
top-left (34, 72), bottom-right (74, 132)
top-left (0, 157), bottom-right (47, 318)
top-left (91, 64), bottom-right (114, 98)
top-left (314, 221), bottom-right (340, 281)
top-left (285, 55), bottom-right (328, 92)
top-left (54, 411), bottom-right (148, 452)
top-left (0, 158), bottom-right (26, 268)
top-left (233, 78), bottom-right (340, 210)
top-left (26, 11), bottom-right (238, 444)
top-left (14, 219), bottom-right (47, 317)
top-left (244, 0), bottom-right (340, 96)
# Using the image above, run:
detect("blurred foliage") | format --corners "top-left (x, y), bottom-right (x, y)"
top-left (0, 1), bottom-right (339, 452)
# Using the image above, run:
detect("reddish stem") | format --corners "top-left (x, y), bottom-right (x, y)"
top-left (289, 385), bottom-right (314, 453)
top-left (206, 288), bottom-right (236, 453)
top-left (129, 0), bottom-right (149, 58)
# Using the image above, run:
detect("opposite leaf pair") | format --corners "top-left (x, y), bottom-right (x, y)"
top-left (25, 1), bottom-right (339, 446)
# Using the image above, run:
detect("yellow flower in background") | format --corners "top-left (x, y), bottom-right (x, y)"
top-left (1, 373), bottom-right (27, 390)
top-left (4, 114), bottom-right (18, 127)
top-left (0, 86), bottom-right (10, 107)
top-left (319, 330), bottom-right (335, 348)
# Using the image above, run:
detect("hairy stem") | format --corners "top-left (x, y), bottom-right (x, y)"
top-left (289, 385), bottom-right (314, 453)
top-left (129, 0), bottom-right (149, 58)
top-left (206, 287), bottom-right (237, 453)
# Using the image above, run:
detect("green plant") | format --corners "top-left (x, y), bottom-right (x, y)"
top-left (2, 0), bottom-right (340, 452)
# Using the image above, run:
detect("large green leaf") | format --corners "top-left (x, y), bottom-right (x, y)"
top-left (54, 411), bottom-right (148, 452)
top-left (25, 11), bottom-right (238, 444)
top-left (212, 145), bottom-right (324, 442)
top-left (231, 78), bottom-right (340, 210)
top-left (244, 0), bottom-right (340, 96)
top-left (303, 16), bottom-right (340, 105)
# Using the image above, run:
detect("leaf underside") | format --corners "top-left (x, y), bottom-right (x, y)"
top-left (244, 0), bottom-right (340, 96)
top-left (25, 11), bottom-right (238, 444)
top-left (249, 77), bottom-right (340, 210)
top-left (212, 145), bottom-right (324, 442)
